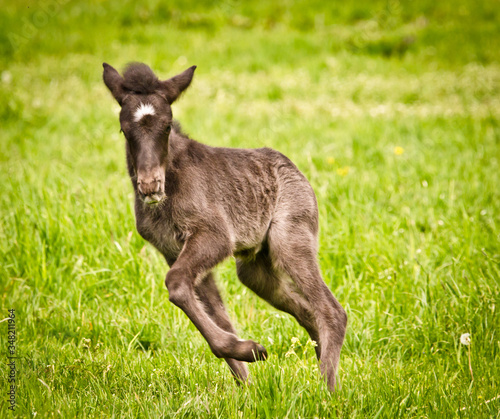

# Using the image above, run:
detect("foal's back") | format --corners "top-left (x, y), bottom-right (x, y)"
top-left (162, 131), bottom-right (318, 255)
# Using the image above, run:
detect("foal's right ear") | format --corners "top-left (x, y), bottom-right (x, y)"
top-left (103, 63), bottom-right (126, 106)
top-left (159, 66), bottom-right (197, 104)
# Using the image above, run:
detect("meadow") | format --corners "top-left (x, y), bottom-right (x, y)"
top-left (1, 0), bottom-right (499, 417)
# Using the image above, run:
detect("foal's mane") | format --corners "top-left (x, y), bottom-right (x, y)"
top-left (171, 120), bottom-right (188, 137)
top-left (122, 62), bottom-right (160, 94)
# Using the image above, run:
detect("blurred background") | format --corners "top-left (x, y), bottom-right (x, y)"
top-left (1, 0), bottom-right (499, 417)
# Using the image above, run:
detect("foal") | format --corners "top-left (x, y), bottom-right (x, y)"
top-left (102, 62), bottom-right (347, 391)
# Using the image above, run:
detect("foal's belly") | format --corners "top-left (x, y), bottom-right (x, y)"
top-left (232, 222), bottom-right (270, 261)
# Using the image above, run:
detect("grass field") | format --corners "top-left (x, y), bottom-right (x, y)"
top-left (1, 0), bottom-right (500, 417)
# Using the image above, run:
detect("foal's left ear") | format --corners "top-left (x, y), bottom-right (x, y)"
top-left (102, 63), bottom-right (127, 106)
top-left (159, 66), bottom-right (197, 104)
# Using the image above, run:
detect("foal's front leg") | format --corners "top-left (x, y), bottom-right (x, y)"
top-left (165, 230), bottom-right (267, 363)
top-left (195, 272), bottom-right (250, 382)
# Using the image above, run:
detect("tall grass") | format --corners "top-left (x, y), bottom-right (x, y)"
top-left (1, 1), bottom-right (499, 417)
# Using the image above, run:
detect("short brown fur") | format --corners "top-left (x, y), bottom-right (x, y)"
top-left (102, 62), bottom-right (347, 391)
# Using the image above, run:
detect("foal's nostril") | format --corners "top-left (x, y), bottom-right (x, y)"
top-left (137, 178), bottom-right (162, 196)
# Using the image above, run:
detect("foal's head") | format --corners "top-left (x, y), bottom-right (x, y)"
top-left (103, 62), bottom-right (196, 205)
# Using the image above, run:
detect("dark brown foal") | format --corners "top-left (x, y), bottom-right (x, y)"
top-left (103, 61), bottom-right (347, 391)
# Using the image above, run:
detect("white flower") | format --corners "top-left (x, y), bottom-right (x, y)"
top-left (460, 333), bottom-right (471, 346)
top-left (2, 71), bottom-right (12, 84)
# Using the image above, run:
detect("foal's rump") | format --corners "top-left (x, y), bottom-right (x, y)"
top-left (266, 148), bottom-right (319, 234)
top-left (217, 146), bottom-right (319, 255)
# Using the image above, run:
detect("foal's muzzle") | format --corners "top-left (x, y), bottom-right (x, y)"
top-left (143, 193), bottom-right (165, 205)
top-left (137, 175), bottom-right (165, 205)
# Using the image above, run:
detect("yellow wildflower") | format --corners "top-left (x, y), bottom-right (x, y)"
top-left (327, 157), bottom-right (335, 165)
top-left (394, 146), bottom-right (404, 155)
top-left (336, 167), bottom-right (350, 176)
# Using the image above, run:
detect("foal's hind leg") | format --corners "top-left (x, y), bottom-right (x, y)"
top-left (195, 272), bottom-right (249, 383)
top-left (236, 250), bottom-right (321, 359)
top-left (268, 223), bottom-right (347, 391)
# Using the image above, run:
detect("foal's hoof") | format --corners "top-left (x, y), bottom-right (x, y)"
top-left (253, 343), bottom-right (268, 361)
top-left (232, 340), bottom-right (268, 362)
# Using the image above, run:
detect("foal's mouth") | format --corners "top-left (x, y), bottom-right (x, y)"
top-left (143, 193), bottom-right (166, 206)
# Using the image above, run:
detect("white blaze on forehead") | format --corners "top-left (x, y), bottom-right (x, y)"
top-left (133, 102), bottom-right (156, 122)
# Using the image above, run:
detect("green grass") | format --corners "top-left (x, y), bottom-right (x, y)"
top-left (1, 0), bottom-right (500, 417)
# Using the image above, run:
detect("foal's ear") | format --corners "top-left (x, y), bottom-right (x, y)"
top-left (159, 66), bottom-right (197, 104)
top-left (102, 63), bottom-right (127, 106)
